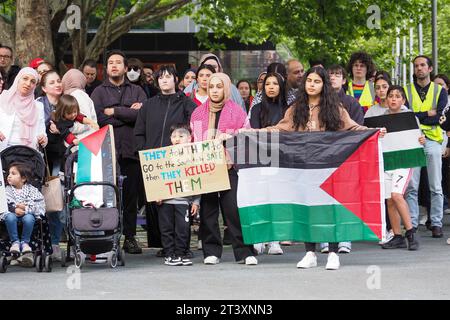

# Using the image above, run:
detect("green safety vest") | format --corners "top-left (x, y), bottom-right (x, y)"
top-left (404, 82), bottom-right (443, 143)
top-left (347, 81), bottom-right (375, 108)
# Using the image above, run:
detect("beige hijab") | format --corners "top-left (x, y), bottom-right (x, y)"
top-left (206, 73), bottom-right (231, 139)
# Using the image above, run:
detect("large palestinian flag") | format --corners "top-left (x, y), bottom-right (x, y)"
top-left (75, 125), bottom-right (117, 207)
top-left (364, 112), bottom-right (426, 171)
top-left (228, 130), bottom-right (385, 244)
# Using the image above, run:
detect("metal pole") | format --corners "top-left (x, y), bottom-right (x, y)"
top-left (418, 22), bottom-right (423, 55)
top-left (403, 34), bottom-right (407, 86)
top-left (432, 0), bottom-right (438, 73)
top-left (392, 44), bottom-right (396, 83)
top-left (396, 28), bottom-right (401, 85)
top-left (410, 25), bottom-right (414, 83)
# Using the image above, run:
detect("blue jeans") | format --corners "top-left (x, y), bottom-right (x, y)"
top-left (48, 161), bottom-right (66, 245)
top-left (405, 139), bottom-right (444, 228)
top-left (4, 212), bottom-right (36, 244)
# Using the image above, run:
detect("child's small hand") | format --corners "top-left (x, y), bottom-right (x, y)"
top-left (156, 200), bottom-right (162, 206)
top-left (378, 127), bottom-right (387, 138)
top-left (73, 139), bottom-right (79, 146)
top-left (418, 135), bottom-right (426, 145)
top-left (90, 122), bottom-right (99, 130)
top-left (16, 203), bottom-right (26, 210)
top-left (15, 207), bottom-right (25, 216)
top-left (191, 204), bottom-right (199, 216)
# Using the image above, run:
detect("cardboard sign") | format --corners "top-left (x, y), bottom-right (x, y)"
top-left (139, 139), bottom-right (231, 201)
top-left (0, 160), bottom-right (7, 214)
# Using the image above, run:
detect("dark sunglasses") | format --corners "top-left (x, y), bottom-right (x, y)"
top-left (129, 66), bottom-right (140, 72)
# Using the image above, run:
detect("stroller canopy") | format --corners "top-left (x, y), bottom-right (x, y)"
top-left (1, 146), bottom-right (46, 189)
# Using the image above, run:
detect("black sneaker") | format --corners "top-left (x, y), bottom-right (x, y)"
top-left (123, 237), bottom-right (143, 254)
top-left (164, 256), bottom-right (183, 266)
top-left (181, 257), bottom-right (193, 266)
top-left (184, 249), bottom-right (194, 259)
top-left (381, 235), bottom-right (407, 249)
top-left (405, 229), bottom-right (419, 251)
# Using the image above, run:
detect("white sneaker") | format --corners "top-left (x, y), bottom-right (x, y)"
top-left (245, 256), bottom-right (258, 265)
top-left (326, 252), bottom-right (340, 270)
top-left (267, 242), bottom-right (283, 255)
top-left (338, 242), bottom-right (351, 253)
top-left (253, 243), bottom-right (265, 254)
top-left (204, 256), bottom-right (220, 265)
top-left (320, 243), bottom-right (329, 253)
top-left (9, 242), bottom-right (20, 254)
top-left (379, 230), bottom-right (394, 245)
top-left (419, 214), bottom-right (428, 226)
top-left (52, 245), bottom-right (62, 262)
top-left (21, 243), bottom-right (32, 254)
top-left (296, 251), bottom-right (317, 269)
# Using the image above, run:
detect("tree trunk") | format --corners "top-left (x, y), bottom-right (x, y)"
top-left (0, 16), bottom-right (14, 49)
top-left (15, 0), bottom-right (55, 67)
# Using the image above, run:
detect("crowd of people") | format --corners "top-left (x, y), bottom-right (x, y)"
top-left (0, 42), bottom-right (449, 270)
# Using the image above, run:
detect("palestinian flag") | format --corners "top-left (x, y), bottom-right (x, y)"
top-left (364, 112), bottom-right (426, 171)
top-left (75, 125), bottom-right (116, 207)
top-left (228, 130), bottom-right (385, 244)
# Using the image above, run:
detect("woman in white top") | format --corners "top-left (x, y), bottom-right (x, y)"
top-left (0, 67), bottom-right (47, 152)
top-left (61, 69), bottom-right (98, 141)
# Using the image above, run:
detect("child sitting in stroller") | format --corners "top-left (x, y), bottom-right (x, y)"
top-left (0, 163), bottom-right (45, 266)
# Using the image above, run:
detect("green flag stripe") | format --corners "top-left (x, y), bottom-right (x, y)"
top-left (239, 203), bottom-right (379, 244)
top-left (76, 142), bottom-right (92, 183)
top-left (383, 148), bottom-right (427, 171)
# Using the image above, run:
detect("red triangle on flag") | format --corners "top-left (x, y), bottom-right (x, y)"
top-left (80, 126), bottom-right (109, 156)
top-left (320, 132), bottom-right (383, 240)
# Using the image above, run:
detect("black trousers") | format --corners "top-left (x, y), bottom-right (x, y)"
top-left (158, 203), bottom-right (190, 257)
top-left (305, 242), bottom-right (338, 253)
top-left (119, 158), bottom-right (143, 237)
top-left (199, 169), bottom-right (254, 261)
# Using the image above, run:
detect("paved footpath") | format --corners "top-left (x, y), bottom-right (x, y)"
top-left (2, 222), bottom-right (450, 300)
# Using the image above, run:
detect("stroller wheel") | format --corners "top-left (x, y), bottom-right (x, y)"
top-left (108, 252), bottom-right (118, 268)
top-left (0, 256), bottom-right (8, 273)
top-left (44, 254), bottom-right (52, 272)
top-left (35, 254), bottom-right (43, 273)
top-left (118, 248), bottom-right (125, 267)
top-left (75, 252), bottom-right (83, 269)
top-left (60, 249), bottom-right (66, 268)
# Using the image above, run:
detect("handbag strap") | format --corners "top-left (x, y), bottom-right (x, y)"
top-left (42, 147), bottom-right (52, 179)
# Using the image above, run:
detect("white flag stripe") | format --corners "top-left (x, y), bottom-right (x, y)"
top-left (237, 167), bottom-right (340, 208)
top-left (382, 129), bottom-right (423, 153)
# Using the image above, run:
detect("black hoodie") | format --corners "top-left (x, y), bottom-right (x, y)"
top-left (134, 91), bottom-right (196, 152)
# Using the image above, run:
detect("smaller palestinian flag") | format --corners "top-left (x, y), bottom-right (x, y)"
top-left (75, 125), bottom-right (116, 207)
top-left (364, 112), bottom-right (426, 171)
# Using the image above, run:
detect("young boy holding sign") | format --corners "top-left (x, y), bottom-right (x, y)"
top-left (157, 124), bottom-right (200, 266)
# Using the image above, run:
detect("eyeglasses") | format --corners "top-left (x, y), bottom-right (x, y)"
top-left (129, 66), bottom-right (140, 72)
top-left (0, 55), bottom-right (11, 60)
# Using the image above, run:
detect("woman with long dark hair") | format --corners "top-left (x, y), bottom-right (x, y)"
top-left (263, 67), bottom-right (368, 270)
top-left (249, 72), bottom-right (288, 255)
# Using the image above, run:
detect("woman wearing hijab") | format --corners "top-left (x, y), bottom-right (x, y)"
top-left (61, 69), bottom-right (98, 141)
top-left (190, 73), bottom-right (257, 266)
top-left (184, 53), bottom-right (246, 112)
top-left (0, 67), bottom-right (47, 152)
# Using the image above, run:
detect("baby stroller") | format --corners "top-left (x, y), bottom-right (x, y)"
top-left (63, 146), bottom-right (125, 269)
top-left (0, 145), bottom-right (53, 273)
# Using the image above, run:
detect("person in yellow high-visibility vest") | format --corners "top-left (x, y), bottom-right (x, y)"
top-left (404, 55), bottom-right (448, 238)
top-left (346, 51), bottom-right (376, 113)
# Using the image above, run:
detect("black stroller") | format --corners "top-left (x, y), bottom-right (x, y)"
top-left (0, 145), bottom-right (53, 273)
top-left (62, 147), bottom-right (125, 269)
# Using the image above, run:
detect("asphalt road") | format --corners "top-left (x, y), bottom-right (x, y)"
top-left (2, 218), bottom-right (450, 301)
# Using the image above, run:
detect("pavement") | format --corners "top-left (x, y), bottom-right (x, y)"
top-left (2, 215), bottom-right (450, 301)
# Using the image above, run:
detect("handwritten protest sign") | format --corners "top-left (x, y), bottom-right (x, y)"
top-left (139, 139), bottom-right (231, 201)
